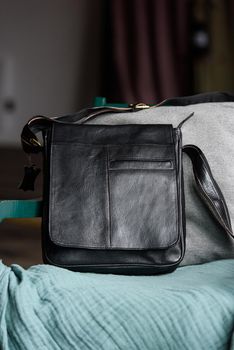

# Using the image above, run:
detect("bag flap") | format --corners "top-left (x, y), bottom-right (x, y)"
top-left (48, 124), bottom-right (181, 250)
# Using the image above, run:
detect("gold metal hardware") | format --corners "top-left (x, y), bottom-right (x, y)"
top-left (29, 138), bottom-right (42, 147)
top-left (129, 103), bottom-right (151, 110)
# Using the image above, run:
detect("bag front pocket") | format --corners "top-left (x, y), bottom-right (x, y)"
top-left (107, 145), bottom-right (179, 250)
top-left (49, 143), bottom-right (109, 248)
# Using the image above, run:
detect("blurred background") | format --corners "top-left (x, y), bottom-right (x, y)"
top-left (1, 0), bottom-right (234, 266)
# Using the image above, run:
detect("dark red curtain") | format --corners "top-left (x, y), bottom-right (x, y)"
top-left (102, 0), bottom-right (192, 104)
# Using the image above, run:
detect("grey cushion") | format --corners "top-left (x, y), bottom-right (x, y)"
top-left (88, 102), bottom-right (234, 265)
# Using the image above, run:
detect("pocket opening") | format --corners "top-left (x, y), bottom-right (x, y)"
top-left (109, 159), bottom-right (173, 170)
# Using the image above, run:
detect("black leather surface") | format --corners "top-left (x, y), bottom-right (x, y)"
top-left (41, 123), bottom-right (185, 274)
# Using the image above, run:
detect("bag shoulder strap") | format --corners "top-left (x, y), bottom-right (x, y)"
top-left (21, 106), bottom-right (132, 154)
top-left (183, 145), bottom-right (233, 238)
top-left (20, 105), bottom-right (233, 238)
top-left (159, 91), bottom-right (234, 106)
top-left (22, 91), bottom-right (234, 153)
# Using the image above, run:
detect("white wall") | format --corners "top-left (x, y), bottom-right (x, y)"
top-left (0, 0), bottom-right (103, 145)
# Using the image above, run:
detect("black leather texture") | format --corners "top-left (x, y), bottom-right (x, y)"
top-left (41, 123), bottom-right (185, 274)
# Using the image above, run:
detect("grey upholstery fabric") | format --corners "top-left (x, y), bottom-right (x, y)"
top-left (88, 102), bottom-right (234, 265)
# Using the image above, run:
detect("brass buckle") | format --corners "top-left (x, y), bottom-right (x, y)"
top-left (129, 103), bottom-right (150, 110)
top-left (29, 138), bottom-right (42, 147)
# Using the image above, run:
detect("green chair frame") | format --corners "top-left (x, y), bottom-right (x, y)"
top-left (0, 97), bottom-right (128, 222)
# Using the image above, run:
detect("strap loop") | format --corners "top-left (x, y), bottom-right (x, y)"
top-left (183, 145), bottom-right (233, 238)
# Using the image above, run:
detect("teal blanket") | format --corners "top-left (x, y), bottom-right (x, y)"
top-left (1, 260), bottom-right (234, 350)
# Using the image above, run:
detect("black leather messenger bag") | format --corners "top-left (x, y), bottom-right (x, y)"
top-left (21, 95), bottom-right (233, 275)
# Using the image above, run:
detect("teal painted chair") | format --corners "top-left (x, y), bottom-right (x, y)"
top-left (0, 97), bottom-right (127, 223)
